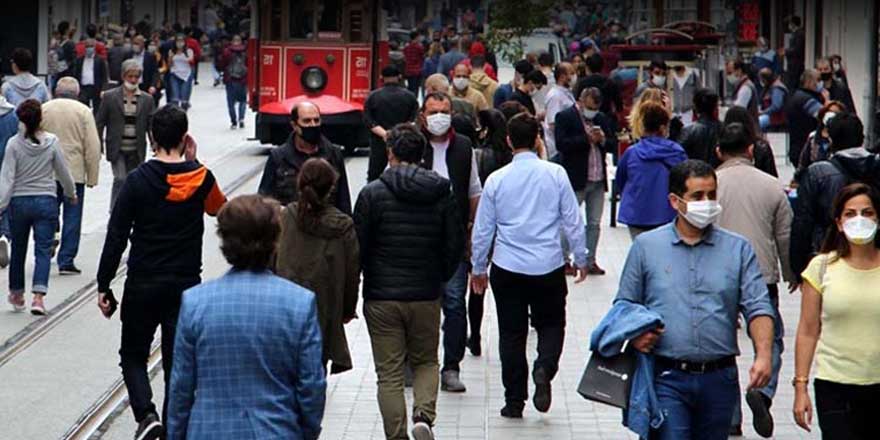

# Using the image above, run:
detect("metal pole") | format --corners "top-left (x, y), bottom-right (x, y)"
top-left (865, 0), bottom-right (878, 149)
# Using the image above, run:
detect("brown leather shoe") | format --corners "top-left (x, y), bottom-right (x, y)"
top-left (588, 263), bottom-right (606, 275)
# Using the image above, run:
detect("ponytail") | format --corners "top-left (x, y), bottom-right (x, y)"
top-left (295, 158), bottom-right (339, 231)
top-left (15, 99), bottom-right (42, 144)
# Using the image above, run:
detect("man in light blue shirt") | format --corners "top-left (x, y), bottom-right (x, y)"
top-left (615, 160), bottom-right (774, 440)
top-left (471, 113), bottom-right (587, 419)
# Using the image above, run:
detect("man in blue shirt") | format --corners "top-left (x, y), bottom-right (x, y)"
top-left (471, 113), bottom-right (588, 419)
top-left (615, 160), bottom-right (775, 440)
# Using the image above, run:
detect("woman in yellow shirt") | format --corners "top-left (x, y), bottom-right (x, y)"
top-left (793, 183), bottom-right (880, 439)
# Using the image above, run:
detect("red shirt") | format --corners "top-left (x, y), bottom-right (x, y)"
top-left (402, 41), bottom-right (425, 77)
top-left (75, 41), bottom-right (108, 59)
top-left (186, 37), bottom-right (202, 63)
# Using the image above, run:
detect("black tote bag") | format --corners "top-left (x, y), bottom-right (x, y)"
top-left (577, 344), bottom-right (637, 409)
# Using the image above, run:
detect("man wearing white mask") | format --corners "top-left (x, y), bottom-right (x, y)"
top-left (419, 91), bottom-right (482, 394)
top-left (634, 59), bottom-right (668, 104)
top-left (715, 123), bottom-right (793, 437)
top-left (449, 63), bottom-right (488, 116)
top-left (726, 58), bottom-right (760, 120)
top-left (616, 159), bottom-right (775, 440)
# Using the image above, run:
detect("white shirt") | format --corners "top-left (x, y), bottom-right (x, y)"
top-left (430, 138), bottom-right (483, 199)
top-left (734, 83), bottom-right (753, 109)
top-left (171, 49), bottom-right (193, 81)
top-left (81, 57), bottom-right (95, 86)
top-left (543, 84), bottom-right (576, 158)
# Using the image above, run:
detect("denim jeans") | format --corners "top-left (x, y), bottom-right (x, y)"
top-left (561, 189), bottom-right (586, 263)
top-left (225, 82), bottom-right (247, 124)
top-left (652, 365), bottom-right (740, 440)
top-left (168, 73), bottom-right (193, 107)
top-left (583, 181), bottom-right (605, 266)
top-left (731, 284), bottom-right (783, 427)
top-left (441, 261), bottom-right (468, 372)
top-left (56, 182), bottom-right (85, 267)
top-left (0, 211), bottom-right (9, 239)
top-left (8, 196), bottom-right (59, 294)
top-left (120, 275), bottom-right (200, 423)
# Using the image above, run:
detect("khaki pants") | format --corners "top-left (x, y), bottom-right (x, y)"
top-left (364, 299), bottom-right (441, 440)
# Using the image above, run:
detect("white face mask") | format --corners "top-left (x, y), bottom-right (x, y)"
top-left (452, 77), bottom-right (469, 91)
top-left (426, 113), bottom-right (451, 136)
top-left (680, 198), bottom-right (723, 229)
top-left (843, 216), bottom-right (878, 245)
top-left (651, 74), bottom-right (666, 87)
top-left (822, 111), bottom-right (837, 126)
top-left (727, 74), bottom-right (739, 84)
top-left (123, 81), bottom-right (139, 91)
top-left (581, 108), bottom-right (598, 120)
top-left (529, 86), bottom-right (540, 97)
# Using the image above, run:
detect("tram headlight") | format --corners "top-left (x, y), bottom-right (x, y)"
top-left (301, 67), bottom-right (328, 93)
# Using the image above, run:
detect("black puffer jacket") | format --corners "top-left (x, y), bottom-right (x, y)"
top-left (353, 164), bottom-right (464, 301)
top-left (790, 148), bottom-right (880, 280)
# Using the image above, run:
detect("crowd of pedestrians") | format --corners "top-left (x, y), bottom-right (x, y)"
top-left (1, 6), bottom-right (880, 440)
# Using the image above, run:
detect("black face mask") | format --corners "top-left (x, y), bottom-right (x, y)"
top-left (298, 125), bottom-right (322, 144)
top-left (820, 72), bottom-right (833, 81)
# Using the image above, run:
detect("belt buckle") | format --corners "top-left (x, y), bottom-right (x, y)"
top-left (697, 362), bottom-right (707, 374)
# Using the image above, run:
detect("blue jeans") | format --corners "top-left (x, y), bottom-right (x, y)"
top-left (0, 211), bottom-right (9, 239)
top-left (583, 181), bottom-right (605, 266)
top-left (56, 182), bottom-right (85, 267)
top-left (225, 82), bottom-right (247, 124)
top-left (8, 196), bottom-right (58, 294)
top-left (168, 74), bottom-right (193, 107)
top-left (652, 365), bottom-right (740, 440)
top-left (441, 261), bottom-right (468, 372)
top-left (731, 284), bottom-right (783, 427)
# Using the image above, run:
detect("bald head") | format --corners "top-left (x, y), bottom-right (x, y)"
top-left (424, 73), bottom-right (450, 94)
top-left (291, 101), bottom-right (321, 126)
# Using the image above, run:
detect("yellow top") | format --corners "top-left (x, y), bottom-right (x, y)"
top-left (802, 253), bottom-right (880, 385)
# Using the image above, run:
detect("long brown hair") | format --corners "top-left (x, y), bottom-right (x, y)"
top-left (819, 183), bottom-right (880, 262)
top-left (16, 99), bottom-right (42, 144)
top-left (296, 158), bottom-right (338, 231)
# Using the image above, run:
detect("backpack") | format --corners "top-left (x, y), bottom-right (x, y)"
top-left (228, 51), bottom-right (247, 79)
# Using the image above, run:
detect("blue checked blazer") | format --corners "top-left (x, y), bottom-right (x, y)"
top-left (166, 270), bottom-right (326, 440)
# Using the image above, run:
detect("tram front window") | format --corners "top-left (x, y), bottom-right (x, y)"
top-left (290, 0), bottom-right (315, 39)
top-left (318, 0), bottom-right (342, 33)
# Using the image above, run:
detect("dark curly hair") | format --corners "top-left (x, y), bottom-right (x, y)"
top-left (296, 158), bottom-right (338, 231)
top-left (217, 195), bottom-right (282, 271)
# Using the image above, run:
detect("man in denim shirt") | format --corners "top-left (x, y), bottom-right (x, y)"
top-left (614, 160), bottom-right (775, 440)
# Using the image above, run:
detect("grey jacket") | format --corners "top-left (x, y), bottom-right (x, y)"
top-left (716, 157), bottom-right (794, 284)
top-left (95, 86), bottom-right (154, 164)
top-left (0, 132), bottom-right (76, 212)
top-left (671, 71), bottom-right (698, 114)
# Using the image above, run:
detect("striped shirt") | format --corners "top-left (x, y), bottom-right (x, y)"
top-left (120, 90), bottom-right (140, 151)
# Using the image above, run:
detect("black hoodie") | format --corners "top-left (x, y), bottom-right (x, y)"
top-left (790, 147), bottom-right (880, 280)
top-left (353, 164), bottom-right (464, 301)
top-left (97, 160), bottom-right (227, 291)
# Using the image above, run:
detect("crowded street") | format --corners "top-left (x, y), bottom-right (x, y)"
top-left (2, 1), bottom-right (880, 439)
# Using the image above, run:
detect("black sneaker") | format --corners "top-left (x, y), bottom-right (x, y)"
top-left (239, 120), bottom-right (245, 129)
top-left (230, 123), bottom-right (237, 130)
top-left (746, 389), bottom-right (774, 438)
top-left (135, 413), bottom-right (163, 440)
top-left (59, 265), bottom-right (82, 275)
top-left (500, 402), bottom-right (524, 418)
top-left (532, 367), bottom-right (552, 413)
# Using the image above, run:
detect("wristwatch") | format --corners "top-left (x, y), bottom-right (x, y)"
top-left (791, 376), bottom-right (809, 386)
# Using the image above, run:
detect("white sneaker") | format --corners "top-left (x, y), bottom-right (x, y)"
top-left (0, 237), bottom-right (8, 268)
top-left (411, 421), bottom-right (434, 440)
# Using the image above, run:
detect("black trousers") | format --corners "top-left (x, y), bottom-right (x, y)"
top-left (119, 275), bottom-right (199, 423)
top-left (490, 265), bottom-right (567, 404)
top-left (815, 378), bottom-right (880, 440)
top-left (406, 74), bottom-right (421, 96)
top-left (467, 287), bottom-right (485, 341)
top-left (367, 134), bottom-right (388, 182)
top-left (79, 85), bottom-right (102, 114)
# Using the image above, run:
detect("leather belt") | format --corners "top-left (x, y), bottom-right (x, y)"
top-left (655, 355), bottom-right (736, 374)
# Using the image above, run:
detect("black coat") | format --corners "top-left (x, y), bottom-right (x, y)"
top-left (353, 165), bottom-right (464, 302)
top-left (257, 134), bottom-right (352, 214)
top-left (678, 117), bottom-right (722, 167)
top-left (791, 148), bottom-right (880, 280)
top-left (554, 105), bottom-right (616, 191)
top-left (132, 52), bottom-right (161, 93)
top-left (784, 88), bottom-right (823, 166)
top-left (73, 56), bottom-right (109, 91)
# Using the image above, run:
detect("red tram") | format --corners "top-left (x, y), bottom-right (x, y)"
top-left (246, 0), bottom-right (391, 152)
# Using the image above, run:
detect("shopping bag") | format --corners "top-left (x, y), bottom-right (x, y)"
top-left (577, 344), bottom-right (637, 409)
